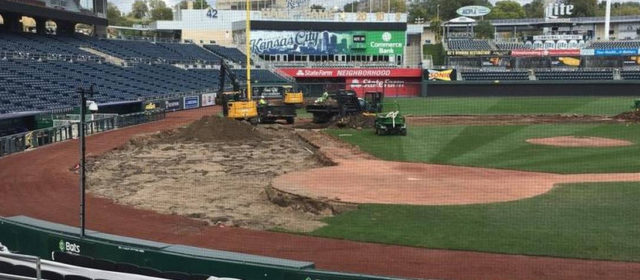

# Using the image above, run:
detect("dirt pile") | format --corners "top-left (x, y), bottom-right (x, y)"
top-left (615, 111), bottom-right (640, 122)
top-left (332, 114), bottom-right (376, 129)
top-left (168, 115), bottom-right (268, 142)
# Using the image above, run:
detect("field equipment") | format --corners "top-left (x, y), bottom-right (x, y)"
top-left (306, 90), bottom-right (383, 123)
top-left (216, 60), bottom-right (259, 124)
top-left (634, 99), bottom-right (640, 111)
top-left (255, 85), bottom-right (301, 124)
top-left (375, 111), bottom-right (407, 136)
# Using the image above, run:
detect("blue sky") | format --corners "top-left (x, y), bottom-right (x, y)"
top-left (109, 0), bottom-right (637, 14)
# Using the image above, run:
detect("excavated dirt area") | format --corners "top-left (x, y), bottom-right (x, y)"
top-left (87, 116), bottom-right (332, 232)
top-left (527, 136), bottom-right (634, 147)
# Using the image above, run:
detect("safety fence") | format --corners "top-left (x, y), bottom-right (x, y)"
top-left (0, 109), bottom-right (165, 158)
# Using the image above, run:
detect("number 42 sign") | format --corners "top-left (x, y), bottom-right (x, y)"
top-left (207, 8), bottom-right (218, 18)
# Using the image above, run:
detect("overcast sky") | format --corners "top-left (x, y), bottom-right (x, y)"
top-left (109, 0), bottom-right (638, 14)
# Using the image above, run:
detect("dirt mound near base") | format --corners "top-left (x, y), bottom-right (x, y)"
top-left (615, 111), bottom-right (640, 122)
top-left (526, 136), bottom-right (633, 147)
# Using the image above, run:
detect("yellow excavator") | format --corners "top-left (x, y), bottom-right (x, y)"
top-left (217, 60), bottom-right (259, 125)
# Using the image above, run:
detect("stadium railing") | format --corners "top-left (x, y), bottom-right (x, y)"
top-left (0, 110), bottom-right (165, 158)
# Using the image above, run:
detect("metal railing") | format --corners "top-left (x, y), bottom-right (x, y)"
top-left (0, 110), bottom-right (165, 158)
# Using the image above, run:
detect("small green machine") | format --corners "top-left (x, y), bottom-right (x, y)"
top-left (634, 99), bottom-right (640, 111)
top-left (375, 110), bottom-right (407, 136)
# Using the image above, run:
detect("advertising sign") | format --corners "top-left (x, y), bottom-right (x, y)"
top-left (456, 6), bottom-right (491, 17)
top-left (533, 34), bottom-right (582, 41)
top-left (183, 96), bottom-right (200, 110)
top-left (594, 48), bottom-right (640, 56)
top-left (280, 68), bottom-right (422, 78)
top-left (427, 69), bottom-right (454, 81)
top-left (511, 49), bottom-right (580, 57)
top-left (446, 50), bottom-right (491, 56)
top-left (345, 78), bottom-right (420, 97)
top-left (165, 98), bottom-right (182, 111)
top-left (201, 93), bottom-right (217, 107)
top-left (250, 30), bottom-right (405, 55)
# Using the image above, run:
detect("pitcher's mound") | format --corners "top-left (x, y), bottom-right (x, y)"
top-left (526, 136), bottom-right (633, 147)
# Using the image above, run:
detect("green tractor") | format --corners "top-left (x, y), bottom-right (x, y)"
top-left (634, 99), bottom-right (640, 111)
top-left (375, 110), bottom-right (407, 136)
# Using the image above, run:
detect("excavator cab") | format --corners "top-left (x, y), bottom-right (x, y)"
top-left (282, 85), bottom-right (304, 106)
top-left (217, 61), bottom-right (258, 124)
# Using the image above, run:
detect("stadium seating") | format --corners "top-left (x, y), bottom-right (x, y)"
top-left (589, 40), bottom-right (640, 49)
top-left (447, 39), bottom-right (492, 50)
top-left (461, 70), bottom-right (529, 81)
top-left (535, 70), bottom-right (614, 80)
top-left (620, 70), bottom-right (640, 80)
top-left (203, 45), bottom-right (247, 66)
top-left (495, 42), bottom-right (529, 50)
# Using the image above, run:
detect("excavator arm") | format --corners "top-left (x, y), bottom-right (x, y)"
top-left (218, 59), bottom-right (241, 96)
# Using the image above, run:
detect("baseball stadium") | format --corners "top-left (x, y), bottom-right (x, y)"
top-left (1, 0), bottom-right (640, 279)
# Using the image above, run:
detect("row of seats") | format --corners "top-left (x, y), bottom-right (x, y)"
top-left (0, 57), bottom-right (286, 114)
top-left (447, 39), bottom-right (493, 50)
top-left (535, 70), bottom-right (614, 80)
top-left (203, 45), bottom-right (247, 66)
top-left (461, 70), bottom-right (529, 81)
top-left (589, 40), bottom-right (640, 49)
top-left (0, 259), bottom-right (90, 280)
top-left (0, 31), bottom-right (222, 63)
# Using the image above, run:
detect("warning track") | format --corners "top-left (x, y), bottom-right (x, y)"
top-left (1, 106), bottom-right (640, 280)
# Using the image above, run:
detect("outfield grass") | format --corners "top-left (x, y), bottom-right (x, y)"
top-left (327, 124), bottom-right (640, 173)
top-left (311, 182), bottom-right (640, 261)
top-left (380, 97), bottom-right (638, 116)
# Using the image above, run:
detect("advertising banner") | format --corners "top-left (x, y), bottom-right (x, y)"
top-left (165, 98), bottom-right (182, 111)
top-left (183, 96), bottom-right (200, 110)
top-left (446, 50), bottom-right (491, 56)
top-left (594, 48), bottom-right (640, 56)
top-left (279, 68), bottom-right (422, 78)
top-left (250, 30), bottom-right (405, 55)
top-left (345, 78), bottom-right (420, 97)
top-left (201, 93), bottom-right (217, 107)
top-left (427, 69), bottom-right (454, 81)
top-left (511, 49), bottom-right (580, 57)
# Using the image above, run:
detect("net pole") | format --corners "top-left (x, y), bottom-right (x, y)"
top-left (246, 0), bottom-right (252, 100)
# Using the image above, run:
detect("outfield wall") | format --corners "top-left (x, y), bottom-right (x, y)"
top-left (0, 216), bottom-right (403, 280)
top-left (422, 80), bottom-right (640, 97)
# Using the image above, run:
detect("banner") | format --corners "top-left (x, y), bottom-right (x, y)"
top-left (446, 50), bottom-right (491, 56)
top-left (594, 48), bottom-right (640, 56)
top-left (345, 78), bottom-right (420, 97)
top-left (511, 49), bottom-right (580, 57)
top-left (165, 98), bottom-right (182, 111)
top-left (183, 96), bottom-right (200, 110)
top-left (250, 31), bottom-right (405, 55)
top-left (201, 93), bottom-right (217, 107)
top-left (280, 68), bottom-right (422, 78)
top-left (427, 69), bottom-right (453, 81)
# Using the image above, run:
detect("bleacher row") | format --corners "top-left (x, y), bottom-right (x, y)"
top-left (0, 58), bottom-right (285, 114)
top-left (0, 31), bottom-right (287, 115)
top-left (460, 69), bottom-right (640, 81)
top-left (448, 39), bottom-right (640, 51)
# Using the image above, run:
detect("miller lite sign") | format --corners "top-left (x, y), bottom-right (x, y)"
top-left (545, 1), bottom-right (574, 20)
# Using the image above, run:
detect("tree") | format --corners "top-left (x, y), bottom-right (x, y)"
top-left (474, 20), bottom-right (494, 39)
top-left (523, 0), bottom-right (544, 18)
top-left (310, 4), bottom-right (325, 11)
top-left (150, 0), bottom-right (173, 20)
top-left (129, 0), bottom-right (149, 19)
top-left (597, 2), bottom-right (640, 17)
top-left (565, 0), bottom-right (597, 17)
top-left (430, 17), bottom-right (442, 42)
top-left (178, 0), bottom-right (210, 9)
top-left (107, 3), bottom-right (123, 23)
top-left (486, 1), bottom-right (525, 19)
top-left (344, 1), bottom-right (359, 12)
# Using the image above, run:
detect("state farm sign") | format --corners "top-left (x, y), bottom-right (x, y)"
top-left (279, 68), bottom-right (422, 78)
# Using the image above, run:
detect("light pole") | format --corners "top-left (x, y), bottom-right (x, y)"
top-left (77, 85), bottom-right (97, 238)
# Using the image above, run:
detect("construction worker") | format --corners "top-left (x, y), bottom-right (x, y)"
top-left (315, 91), bottom-right (329, 104)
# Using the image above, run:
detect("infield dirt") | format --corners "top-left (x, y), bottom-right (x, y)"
top-left (88, 116), bottom-right (330, 232)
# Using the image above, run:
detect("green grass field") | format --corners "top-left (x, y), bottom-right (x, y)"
top-left (311, 182), bottom-right (640, 262)
top-left (380, 97), bottom-right (638, 116)
top-left (327, 124), bottom-right (640, 174)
